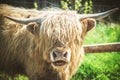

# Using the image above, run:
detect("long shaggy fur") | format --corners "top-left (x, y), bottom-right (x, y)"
top-left (0, 4), bottom-right (86, 80)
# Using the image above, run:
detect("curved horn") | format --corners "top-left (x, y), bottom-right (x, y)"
top-left (4, 16), bottom-right (42, 24)
top-left (78, 8), bottom-right (119, 20)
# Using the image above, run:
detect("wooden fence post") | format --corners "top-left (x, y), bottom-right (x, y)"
top-left (83, 42), bottom-right (120, 54)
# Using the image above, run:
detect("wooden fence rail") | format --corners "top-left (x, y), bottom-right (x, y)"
top-left (83, 42), bottom-right (120, 54)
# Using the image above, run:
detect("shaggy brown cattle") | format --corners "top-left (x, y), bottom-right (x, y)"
top-left (0, 4), bottom-right (118, 80)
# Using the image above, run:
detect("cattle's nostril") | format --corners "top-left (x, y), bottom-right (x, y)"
top-left (64, 52), bottom-right (68, 58)
top-left (53, 52), bottom-right (57, 58)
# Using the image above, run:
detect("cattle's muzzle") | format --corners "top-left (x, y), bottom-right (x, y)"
top-left (50, 50), bottom-right (71, 66)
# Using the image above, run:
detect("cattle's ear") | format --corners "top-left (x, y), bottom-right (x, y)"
top-left (80, 18), bottom-right (96, 32)
top-left (26, 22), bottom-right (40, 35)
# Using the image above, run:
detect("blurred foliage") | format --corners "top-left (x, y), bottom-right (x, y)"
top-left (61, 0), bottom-right (69, 9)
top-left (34, 2), bottom-right (38, 9)
top-left (0, 73), bottom-right (10, 80)
top-left (85, 23), bottom-right (120, 44)
top-left (61, 0), bottom-right (93, 13)
top-left (14, 75), bottom-right (28, 80)
top-left (0, 73), bottom-right (28, 80)
top-left (71, 23), bottom-right (120, 80)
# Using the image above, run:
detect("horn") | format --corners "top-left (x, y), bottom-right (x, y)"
top-left (4, 16), bottom-right (42, 24)
top-left (78, 8), bottom-right (119, 20)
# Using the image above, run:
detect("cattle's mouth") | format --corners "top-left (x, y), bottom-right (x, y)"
top-left (53, 60), bottom-right (67, 66)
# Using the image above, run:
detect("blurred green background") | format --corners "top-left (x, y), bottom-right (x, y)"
top-left (71, 23), bottom-right (120, 80)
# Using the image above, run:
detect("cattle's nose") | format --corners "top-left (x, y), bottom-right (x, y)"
top-left (52, 51), bottom-right (68, 59)
top-left (51, 51), bottom-right (70, 66)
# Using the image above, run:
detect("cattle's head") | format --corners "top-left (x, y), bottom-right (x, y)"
top-left (4, 8), bottom-right (118, 72)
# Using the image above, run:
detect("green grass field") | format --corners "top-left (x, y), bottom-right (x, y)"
top-left (71, 23), bottom-right (120, 80)
top-left (0, 23), bottom-right (120, 80)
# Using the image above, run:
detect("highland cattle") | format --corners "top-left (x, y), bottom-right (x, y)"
top-left (0, 4), bottom-right (118, 80)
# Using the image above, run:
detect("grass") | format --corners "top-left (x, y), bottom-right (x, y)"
top-left (71, 23), bottom-right (120, 80)
top-left (0, 23), bottom-right (120, 80)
